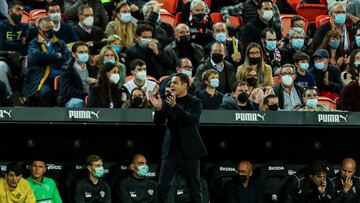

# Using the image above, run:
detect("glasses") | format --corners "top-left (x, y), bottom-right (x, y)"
top-left (181, 65), bottom-right (192, 69)
top-left (334, 11), bottom-right (346, 14)
top-left (306, 94), bottom-right (318, 97)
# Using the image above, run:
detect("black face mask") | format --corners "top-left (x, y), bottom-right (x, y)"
top-left (238, 92), bottom-right (249, 103)
top-left (211, 53), bottom-right (224, 63)
top-left (178, 35), bottom-right (191, 45)
top-left (267, 104), bottom-right (278, 111)
top-left (193, 13), bottom-right (206, 23)
top-left (131, 97), bottom-right (143, 108)
top-left (235, 174), bottom-right (247, 184)
top-left (246, 77), bottom-right (257, 87)
top-left (249, 57), bottom-right (261, 65)
top-left (43, 29), bottom-right (54, 38)
top-left (11, 13), bottom-right (22, 25)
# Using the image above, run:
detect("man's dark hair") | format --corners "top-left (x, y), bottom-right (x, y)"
top-left (6, 162), bottom-right (22, 176)
top-left (45, 1), bottom-right (60, 12)
top-left (129, 59), bottom-right (146, 71)
top-left (135, 24), bottom-right (153, 37)
top-left (260, 28), bottom-right (276, 39)
top-left (78, 4), bottom-right (92, 16)
top-left (174, 73), bottom-right (190, 89)
top-left (29, 158), bottom-right (46, 166)
top-left (256, 0), bottom-right (273, 9)
top-left (175, 57), bottom-right (191, 69)
top-left (86, 155), bottom-right (102, 166)
top-left (71, 41), bottom-right (89, 53)
top-left (303, 87), bottom-right (317, 97)
top-left (291, 15), bottom-right (303, 27)
top-left (231, 81), bottom-right (247, 92)
top-left (293, 52), bottom-right (310, 64)
top-left (308, 160), bottom-right (328, 176)
top-left (8, 0), bottom-right (23, 9)
top-left (263, 94), bottom-right (278, 105)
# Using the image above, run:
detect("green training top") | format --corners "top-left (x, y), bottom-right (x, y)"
top-left (27, 176), bottom-right (63, 203)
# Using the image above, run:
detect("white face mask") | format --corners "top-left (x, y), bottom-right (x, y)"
top-left (83, 16), bottom-right (94, 27)
top-left (281, 75), bottom-right (293, 86)
top-left (136, 70), bottom-right (147, 80)
top-left (262, 10), bottom-right (273, 21)
top-left (49, 12), bottom-right (61, 22)
top-left (109, 73), bottom-right (120, 84)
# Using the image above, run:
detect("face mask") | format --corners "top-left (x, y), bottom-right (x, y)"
top-left (139, 38), bottom-right (152, 48)
top-left (112, 45), bottom-right (123, 54)
top-left (193, 13), bottom-right (206, 23)
top-left (356, 36), bottom-right (360, 47)
top-left (354, 61), bottom-right (360, 69)
top-left (235, 174), bottom-right (247, 183)
top-left (249, 57), bottom-right (261, 65)
top-left (110, 73), bottom-right (120, 84)
top-left (334, 14), bottom-right (346, 25)
top-left (268, 104), bottom-right (278, 111)
top-left (119, 12), bottom-right (132, 23)
top-left (300, 63), bottom-right (309, 71)
top-left (136, 165), bottom-right (149, 177)
top-left (103, 58), bottom-right (116, 64)
top-left (215, 32), bottom-right (227, 42)
top-left (132, 96), bottom-right (144, 107)
top-left (136, 70), bottom-right (147, 80)
top-left (292, 39), bottom-right (304, 49)
top-left (281, 75), bottom-right (293, 86)
top-left (43, 29), bottom-right (54, 39)
top-left (11, 13), bottom-right (22, 24)
top-left (237, 92), bottom-right (249, 103)
top-left (265, 40), bottom-right (277, 51)
top-left (329, 39), bottom-right (340, 49)
top-left (49, 13), bottom-right (61, 22)
top-left (178, 35), bottom-right (191, 44)
top-left (246, 77), bottom-right (257, 86)
top-left (93, 166), bottom-right (104, 178)
top-left (147, 11), bottom-right (160, 24)
top-left (211, 53), bottom-right (224, 63)
top-left (262, 10), bottom-right (273, 22)
top-left (306, 98), bottom-right (318, 108)
top-left (76, 53), bottom-right (89, 63)
top-left (209, 78), bottom-right (219, 88)
top-left (83, 16), bottom-right (94, 27)
top-left (315, 62), bottom-right (326, 70)
top-left (180, 70), bottom-right (192, 77)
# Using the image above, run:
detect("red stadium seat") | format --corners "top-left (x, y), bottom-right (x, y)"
top-left (29, 9), bottom-right (48, 26)
top-left (228, 16), bottom-right (242, 27)
top-left (287, 0), bottom-right (303, 11)
top-left (21, 11), bottom-right (30, 24)
top-left (160, 12), bottom-right (176, 27)
top-left (204, 0), bottom-right (211, 8)
top-left (54, 76), bottom-right (60, 91)
top-left (157, 0), bottom-right (178, 13)
top-left (210, 12), bottom-right (224, 23)
top-left (174, 12), bottom-right (183, 27)
top-left (316, 15), bottom-right (331, 28)
top-left (318, 96), bottom-right (337, 110)
top-left (280, 14), bottom-right (308, 37)
top-left (296, 4), bottom-right (328, 24)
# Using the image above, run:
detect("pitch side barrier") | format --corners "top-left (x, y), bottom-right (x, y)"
top-left (0, 108), bottom-right (358, 127)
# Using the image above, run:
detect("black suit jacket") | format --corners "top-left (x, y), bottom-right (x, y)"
top-left (154, 94), bottom-right (208, 159)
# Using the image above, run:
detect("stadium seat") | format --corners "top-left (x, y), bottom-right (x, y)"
top-left (317, 96), bottom-right (337, 110)
top-left (54, 76), bottom-right (60, 91)
top-left (280, 14), bottom-right (308, 37)
top-left (29, 9), bottom-right (48, 26)
top-left (210, 12), bottom-right (224, 23)
top-left (296, 4), bottom-right (328, 24)
top-left (159, 75), bottom-right (169, 85)
top-left (258, 160), bottom-right (289, 202)
top-left (64, 164), bottom-right (88, 203)
top-left (205, 162), bottom-right (238, 203)
top-left (228, 16), bottom-right (242, 27)
top-left (174, 12), bottom-right (183, 27)
top-left (287, 0), bottom-right (303, 11)
top-left (160, 12), bottom-right (176, 27)
top-left (21, 11), bottom-right (30, 24)
top-left (157, 0), bottom-right (178, 14)
top-left (316, 15), bottom-right (331, 28)
top-left (204, 0), bottom-right (211, 8)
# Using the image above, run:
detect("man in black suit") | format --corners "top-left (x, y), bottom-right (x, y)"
top-left (149, 73), bottom-right (208, 203)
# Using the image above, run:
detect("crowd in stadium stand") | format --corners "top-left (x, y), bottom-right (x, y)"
top-left (1, 156), bottom-right (360, 203)
top-left (0, 0), bottom-right (360, 111)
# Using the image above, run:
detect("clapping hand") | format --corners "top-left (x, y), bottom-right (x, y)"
top-left (149, 93), bottom-right (162, 111)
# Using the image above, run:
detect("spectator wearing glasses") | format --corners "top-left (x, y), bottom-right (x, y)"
top-left (298, 87), bottom-right (329, 111)
top-left (274, 64), bottom-right (304, 111)
top-left (314, 2), bottom-right (354, 50)
top-left (293, 52), bottom-right (317, 89)
top-left (310, 49), bottom-right (343, 101)
top-left (283, 15), bottom-right (313, 48)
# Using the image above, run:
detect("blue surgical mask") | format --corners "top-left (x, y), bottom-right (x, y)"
top-left (292, 39), bottom-right (304, 49)
top-left (306, 99), bottom-right (318, 108)
top-left (315, 62), bottom-right (326, 70)
top-left (103, 58), bottom-right (116, 64)
top-left (76, 53), bottom-right (89, 63)
top-left (356, 36), bottom-right (360, 47)
top-left (93, 166), bottom-right (105, 178)
top-left (112, 45), bottom-right (123, 54)
top-left (354, 61), bottom-right (360, 68)
top-left (215, 32), bottom-right (227, 42)
top-left (334, 14), bottom-right (346, 25)
top-left (210, 78), bottom-right (219, 88)
top-left (136, 165), bottom-right (149, 177)
top-left (300, 63), bottom-right (309, 71)
top-left (180, 70), bottom-right (192, 77)
top-left (119, 13), bottom-right (132, 23)
top-left (329, 39), bottom-right (340, 49)
top-left (265, 40), bottom-right (277, 51)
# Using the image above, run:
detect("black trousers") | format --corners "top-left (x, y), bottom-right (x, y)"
top-left (156, 149), bottom-right (203, 203)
